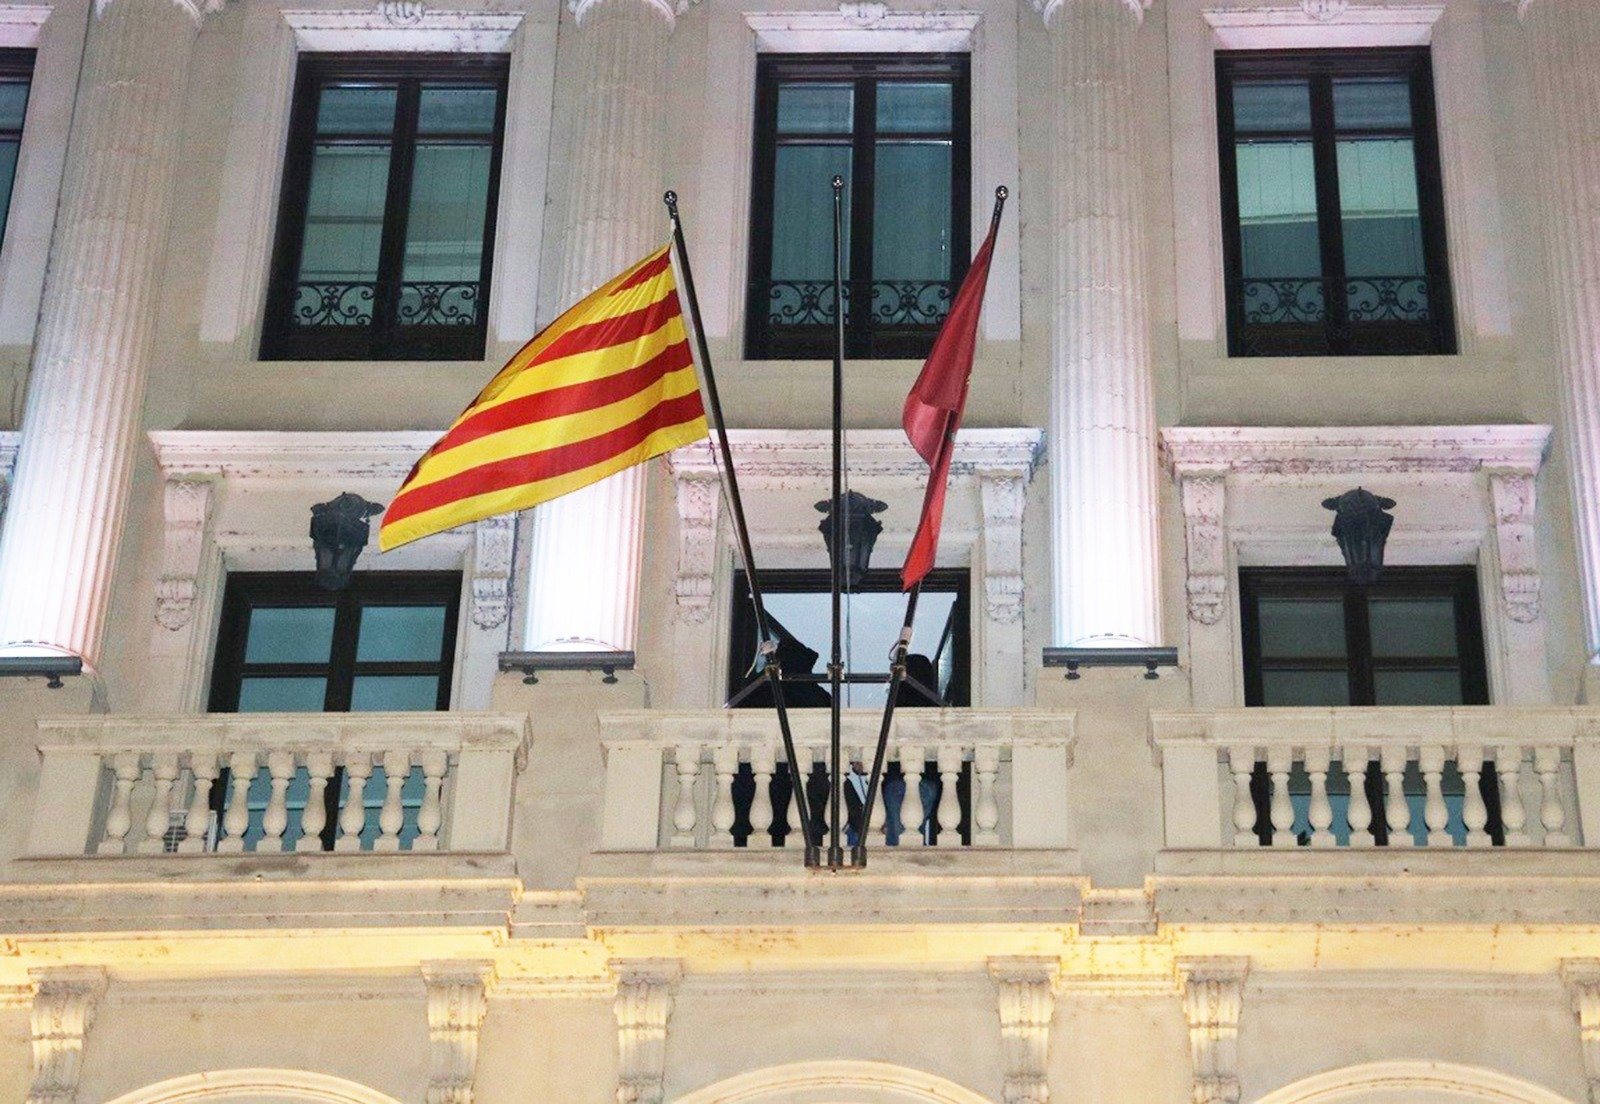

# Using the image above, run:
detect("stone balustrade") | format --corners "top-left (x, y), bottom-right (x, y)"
top-left (1150, 708), bottom-right (1600, 850)
top-left (28, 713), bottom-right (530, 857)
top-left (597, 710), bottom-right (1076, 852)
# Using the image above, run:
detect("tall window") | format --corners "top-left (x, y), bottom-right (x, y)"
top-left (1240, 567), bottom-right (1487, 707)
top-left (209, 572), bottom-right (460, 713)
top-left (1217, 49), bottom-right (1455, 357)
top-left (746, 54), bottom-right (970, 360)
top-left (262, 54), bottom-right (508, 361)
top-left (0, 50), bottom-right (33, 251)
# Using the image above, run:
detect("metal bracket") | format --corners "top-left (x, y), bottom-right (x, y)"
top-left (0, 656), bottom-right (84, 689)
top-left (498, 650), bottom-right (636, 686)
top-left (1042, 646), bottom-right (1179, 681)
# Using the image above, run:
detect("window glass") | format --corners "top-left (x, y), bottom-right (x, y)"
top-left (1337, 137), bottom-right (1424, 280)
top-left (1233, 79), bottom-right (1312, 133)
top-left (0, 79), bottom-right (27, 129)
top-left (1260, 669), bottom-right (1350, 707)
top-left (1369, 597), bottom-right (1458, 658)
top-left (400, 143), bottom-right (492, 320)
top-left (316, 84), bottom-right (397, 132)
top-left (297, 143), bottom-right (391, 323)
top-left (770, 144), bottom-right (852, 282)
top-left (356, 605), bottom-right (450, 662)
top-left (876, 82), bottom-right (951, 131)
top-left (351, 674), bottom-right (441, 711)
top-left (417, 85), bottom-right (497, 133)
top-left (1373, 669), bottom-right (1463, 706)
top-left (243, 607), bottom-right (337, 664)
top-left (0, 57), bottom-right (35, 251)
top-left (873, 141), bottom-right (953, 281)
top-left (777, 83), bottom-right (853, 133)
top-left (238, 676), bottom-right (328, 713)
top-left (1256, 597), bottom-right (1345, 658)
top-left (1332, 77), bottom-right (1412, 130)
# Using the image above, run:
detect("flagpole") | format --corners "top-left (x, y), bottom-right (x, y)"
top-left (664, 191), bottom-right (821, 867)
top-left (828, 173), bottom-right (847, 871)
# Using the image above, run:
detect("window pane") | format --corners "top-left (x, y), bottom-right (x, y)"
top-left (1373, 669), bottom-right (1463, 706)
top-left (1337, 138), bottom-right (1425, 278)
top-left (873, 141), bottom-right (952, 281)
top-left (1236, 141), bottom-right (1322, 280)
top-left (238, 676), bottom-right (328, 712)
top-left (1257, 597), bottom-right (1346, 658)
top-left (0, 139), bottom-right (18, 242)
top-left (297, 142), bottom-right (391, 327)
top-left (777, 83), bottom-right (852, 133)
top-left (399, 143), bottom-right (491, 324)
top-left (1333, 77), bottom-right (1413, 131)
top-left (1233, 80), bottom-right (1312, 133)
top-left (770, 144), bottom-right (852, 281)
top-left (1260, 669), bottom-right (1350, 707)
top-left (316, 85), bottom-right (397, 134)
top-left (1369, 597), bottom-right (1459, 658)
top-left (351, 675), bottom-right (440, 711)
top-left (243, 606), bottom-right (336, 664)
top-left (877, 82), bottom-right (951, 132)
top-left (0, 80), bottom-right (28, 130)
top-left (418, 86), bottom-right (497, 133)
top-left (356, 605), bottom-right (449, 662)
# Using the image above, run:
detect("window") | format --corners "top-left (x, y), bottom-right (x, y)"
top-left (746, 54), bottom-right (970, 360)
top-left (726, 568), bottom-right (969, 709)
top-left (262, 54), bottom-right (508, 361)
top-left (1217, 49), bottom-right (1455, 357)
top-left (0, 50), bottom-right (32, 251)
top-left (1240, 567), bottom-right (1487, 707)
top-left (208, 572), bottom-right (461, 713)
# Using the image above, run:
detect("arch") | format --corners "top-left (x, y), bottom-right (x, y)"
top-left (671, 1060), bottom-right (997, 1104)
top-left (1253, 1061), bottom-right (1576, 1104)
top-left (103, 1069), bottom-right (405, 1104)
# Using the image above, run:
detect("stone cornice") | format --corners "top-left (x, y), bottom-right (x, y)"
top-left (149, 430), bottom-right (440, 481)
top-left (281, 6), bottom-right (525, 51)
top-left (1159, 425), bottom-right (1552, 479)
top-left (665, 428), bottom-right (1043, 483)
top-left (1032, 0), bottom-right (1151, 31)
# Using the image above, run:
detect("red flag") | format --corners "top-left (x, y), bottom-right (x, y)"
top-left (900, 216), bottom-right (1001, 589)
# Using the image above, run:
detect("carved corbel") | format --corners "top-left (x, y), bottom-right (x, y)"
top-left (1489, 469), bottom-right (1542, 623)
top-left (979, 470), bottom-right (1028, 624)
top-left (672, 473), bottom-right (721, 625)
top-left (989, 956), bottom-right (1059, 1104)
top-left (26, 966), bottom-right (106, 1104)
top-left (155, 478), bottom-right (215, 631)
top-left (1176, 469), bottom-right (1229, 627)
top-left (614, 958), bottom-right (681, 1104)
top-left (422, 961), bottom-right (495, 1104)
top-left (1563, 960), bottom-right (1600, 1104)
top-left (1179, 957), bottom-right (1249, 1104)
top-left (470, 515), bottom-right (514, 630)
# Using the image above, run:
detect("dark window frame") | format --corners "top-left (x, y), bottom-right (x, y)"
top-left (745, 53), bottom-right (972, 361)
top-left (1239, 566), bottom-right (1488, 707)
top-left (725, 567), bottom-right (971, 708)
top-left (208, 571), bottom-right (462, 713)
top-left (0, 48), bottom-right (34, 251)
top-left (1216, 47), bottom-right (1457, 358)
top-left (261, 52), bottom-right (510, 362)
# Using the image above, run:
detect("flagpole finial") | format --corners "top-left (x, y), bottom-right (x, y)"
top-left (995, 185), bottom-right (1008, 201)
top-left (663, 190), bottom-right (679, 217)
top-left (831, 174), bottom-right (844, 191)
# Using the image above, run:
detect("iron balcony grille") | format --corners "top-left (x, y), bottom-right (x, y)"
top-left (1230, 273), bottom-right (1455, 357)
top-left (747, 277), bottom-right (957, 360)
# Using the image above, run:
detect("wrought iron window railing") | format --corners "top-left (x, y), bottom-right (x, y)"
top-left (292, 281), bottom-right (484, 329)
top-left (746, 277), bottom-right (957, 360)
top-left (1229, 274), bottom-right (1454, 357)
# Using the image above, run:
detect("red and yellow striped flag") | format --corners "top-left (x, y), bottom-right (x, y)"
top-left (379, 245), bottom-right (708, 551)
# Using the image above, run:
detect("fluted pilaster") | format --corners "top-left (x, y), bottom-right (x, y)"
top-left (1044, 0), bottom-right (1161, 647)
top-left (0, 0), bottom-right (202, 665)
top-left (523, 0), bottom-right (673, 652)
top-left (1512, 0), bottom-right (1600, 667)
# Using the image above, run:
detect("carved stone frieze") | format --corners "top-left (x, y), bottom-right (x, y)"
top-left (471, 515), bottom-right (514, 630)
top-left (989, 957), bottom-right (1059, 1104)
top-left (1179, 957), bottom-right (1249, 1104)
top-left (26, 967), bottom-right (106, 1104)
top-left (613, 959), bottom-right (681, 1104)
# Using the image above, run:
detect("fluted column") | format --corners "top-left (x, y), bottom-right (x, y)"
top-left (0, 0), bottom-right (208, 665)
top-left (1511, 0), bottom-right (1600, 672)
top-left (1042, 0), bottom-right (1161, 647)
top-left (523, 0), bottom-right (677, 652)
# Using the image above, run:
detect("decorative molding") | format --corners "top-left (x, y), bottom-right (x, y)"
top-left (1178, 957), bottom-right (1249, 1104)
top-left (94, 0), bottom-right (222, 24)
top-left (670, 429), bottom-right (1041, 484)
top-left (568, 0), bottom-right (692, 29)
top-left (742, 9), bottom-right (980, 52)
top-left (0, 5), bottom-right (50, 48)
top-left (838, 0), bottom-right (888, 25)
top-left (989, 956), bottom-right (1059, 1104)
top-left (470, 516), bottom-right (513, 630)
top-left (1202, 2), bottom-right (1444, 47)
top-left (672, 471), bottom-right (721, 624)
top-left (1177, 471), bottom-right (1227, 625)
top-left (1490, 469), bottom-right (1542, 623)
top-left (613, 958), bottom-right (681, 1104)
top-left (979, 472), bottom-right (1028, 624)
top-left (1563, 960), bottom-right (1600, 1104)
top-left (1252, 1060), bottom-right (1575, 1104)
top-left (281, 8), bottom-right (524, 51)
top-left (1161, 425), bottom-right (1552, 479)
top-left (103, 1069), bottom-right (406, 1104)
top-left (154, 479), bottom-right (215, 631)
top-left (672, 1061), bottom-right (997, 1104)
top-left (149, 430), bottom-right (443, 482)
top-left (27, 966), bottom-right (106, 1104)
top-left (1300, 0), bottom-right (1347, 19)
top-left (421, 961), bottom-right (494, 1104)
top-left (1032, 0), bottom-right (1151, 31)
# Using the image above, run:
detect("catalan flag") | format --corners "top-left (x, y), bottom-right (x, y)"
top-left (379, 246), bottom-right (709, 552)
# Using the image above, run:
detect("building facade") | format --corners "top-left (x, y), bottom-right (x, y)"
top-left (0, 0), bottom-right (1597, 1101)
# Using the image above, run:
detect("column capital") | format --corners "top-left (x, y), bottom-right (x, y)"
top-left (569, 0), bottom-right (696, 30)
top-left (1032, 0), bottom-right (1151, 31)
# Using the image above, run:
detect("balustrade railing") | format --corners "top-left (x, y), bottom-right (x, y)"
top-left (29, 713), bottom-right (529, 858)
top-left (598, 710), bottom-right (1076, 853)
top-left (1150, 708), bottom-right (1599, 850)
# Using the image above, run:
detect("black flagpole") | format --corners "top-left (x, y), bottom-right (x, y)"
top-left (828, 174), bottom-right (847, 870)
top-left (664, 190), bottom-right (820, 867)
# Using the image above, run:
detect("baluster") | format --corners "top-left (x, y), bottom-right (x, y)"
top-left (1535, 745), bottom-right (1571, 846)
top-left (180, 751), bottom-right (219, 853)
top-left (413, 748), bottom-right (449, 852)
top-left (865, 745), bottom-right (888, 845)
top-left (296, 749), bottom-right (335, 853)
top-left (711, 744), bottom-right (738, 848)
top-left (1380, 745), bottom-right (1411, 848)
top-left (1497, 746), bottom-right (1530, 846)
top-left (215, 750), bottom-right (256, 853)
top-left (1304, 746), bottom-right (1333, 848)
top-left (336, 752), bottom-right (374, 852)
top-left (1343, 746), bottom-right (1373, 848)
top-left (98, 752), bottom-right (142, 855)
top-left (935, 746), bottom-right (963, 847)
top-left (1419, 745), bottom-right (1449, 846)
top-left (749, 742), bottom-right (775, 847)
top-left (260, 750), bottom-right (296, 852)
top-left (899, 744), bottom-right (926, 848)
top-left (373, 749), bottom-right (411, 851)
top-left (973, 744), bottom-right (1001, 847)
top-left (671, 745), bottom-right (702, 848)
top-left (1266, 746), bottom-right (1294, 848)
top-left (138, 752), bottom-right (182, 854)
top-left (1226, 746), bottom-right (1257, 848)
top-left (1458, 744), bottom-right (1489, 848)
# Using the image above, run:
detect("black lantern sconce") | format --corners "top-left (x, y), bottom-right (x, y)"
top-left (1322, 487), bottom-right (1396, 585)
top-left (310, 492), bottom-right (384, 591)
top-left (816, 490), bottom-right (887, 591)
